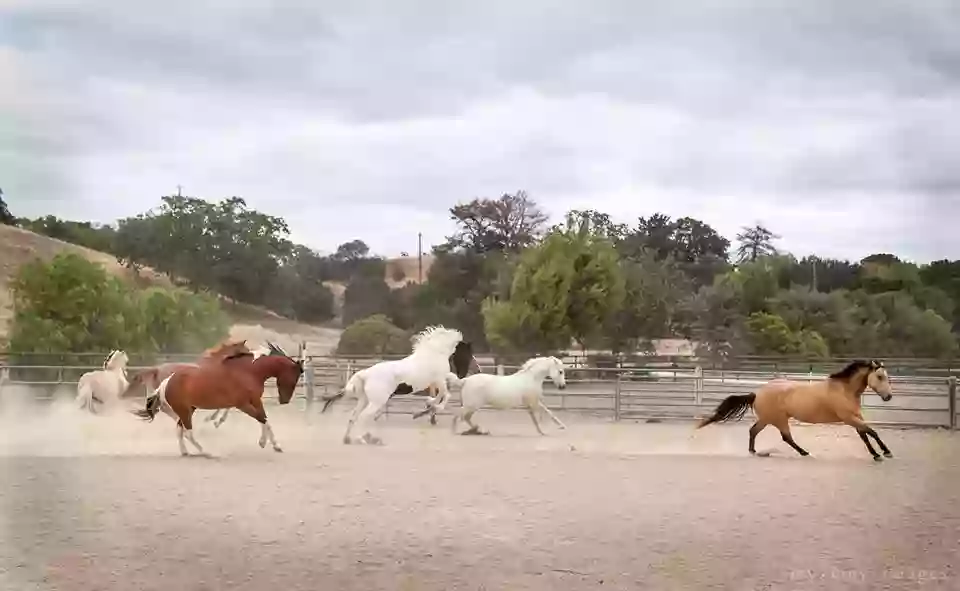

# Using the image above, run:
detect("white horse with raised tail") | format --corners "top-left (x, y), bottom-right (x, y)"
top-left (448, 356), bottom-right (568, 436)
top-left (76, 350), bottom-right (130, 414)
top-left (321, 325), bottom-right (464, 445)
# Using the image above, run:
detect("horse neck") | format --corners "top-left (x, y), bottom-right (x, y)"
top-left (249, 356), bottom-right (285, 383)
top-left (832, 372), bottom-right (868, 400)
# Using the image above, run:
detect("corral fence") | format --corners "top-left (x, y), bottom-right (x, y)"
top-left (1, 352), bottom-right (958, 430)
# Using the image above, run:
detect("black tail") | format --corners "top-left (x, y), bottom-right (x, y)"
top-left (131, 393), bottom-right (161, 421)
top-left (320, 389), bottom-right (345, 413)
top-left (697, 393), bottom-right (756, 429)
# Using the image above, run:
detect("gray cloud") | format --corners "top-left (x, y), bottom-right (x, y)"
top-left (2, 0), bottom-right (959, 261)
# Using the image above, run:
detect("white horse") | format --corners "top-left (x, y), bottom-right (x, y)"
top-left (204, 344), bottom-right (271, 427)
top-left (449, 356), bottom-right (568, 436)
top-left (321, 325), bottom-right (464, 445)
top-left (76, 350), bottom-right (130, 414)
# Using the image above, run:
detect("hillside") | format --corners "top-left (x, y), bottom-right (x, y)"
top-left (0, 224), bottom-right (343, 355)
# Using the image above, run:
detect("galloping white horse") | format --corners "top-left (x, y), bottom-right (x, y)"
top-left (205, 344), bottom-right (271, 427)
top-left (449, 356), bottom-right (568, 436)
top-left (76, 350), bottom-right (130, 414)
top-left (321, 325), bottom-right (464, 445)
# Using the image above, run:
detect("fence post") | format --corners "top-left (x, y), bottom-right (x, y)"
top-left (949, 377), bottom-right (957, 430)
top-left (694, 365), bottom-right (703, 406)
top-left (303, 348), bottom-right (315, 412)
top-left (614, 370), bottom-right (621, 421)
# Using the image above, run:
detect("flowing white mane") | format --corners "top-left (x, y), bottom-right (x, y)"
top-left (411, 325), bottom-right (463, 354)
top-left (517, 356), bottom-right (560, 374)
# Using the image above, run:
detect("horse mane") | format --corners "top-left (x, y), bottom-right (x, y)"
top-left (829, 360), bottom-right (882, 382)
top-left (203, 340), bottom-right (251, 360)
top-left (103, 350), bottom-right (126, 370)
top-left (411, 325), bottom-right (463, 353)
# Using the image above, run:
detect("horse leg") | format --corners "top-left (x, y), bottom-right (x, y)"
top-left (343, 395), bottom-right (367, 445)
top-left (176, 420), bottom-right (189, 456)
top-left (358, 403), bottom-right (386, 445)
top-left (239, 399), bottom-right (282, 452)
top-left (179, 410), bottom-right (205, 455)
top-left (748, 421), bottom-right (767, 455)
top-left (462, 410), bottom-right (486, 435)
top-left (214, 408), bottom-right (229, 428)
top-left (205, 409), bottom-right (220, 423)
top-left (526, 407), bottom-right (547, 436)
top-left (841, 415), bottom-right (887, 461)
top-left (773, 421), bottom-right (809, 457)
top-left (538, 400), bottom-right (567, 430)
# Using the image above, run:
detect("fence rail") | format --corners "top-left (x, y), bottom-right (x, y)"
top-left (4, 357), bottom-right (956, 430)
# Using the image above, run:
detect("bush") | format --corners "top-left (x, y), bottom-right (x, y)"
top-left (6, 253), bottom-right (229, 378)
top-left (336, 314), bottom-right (410, 356)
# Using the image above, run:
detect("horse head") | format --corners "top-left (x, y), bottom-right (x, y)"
top-left (411, 325), bottom-right (464, 358)
top-left (104, 350), bottom-right (129, 371)
top-left (262, 342), bottom-right (304, 405)
top-left (449, 341), bottom-right (476, 379)
top-left (829, 359), bottom-right (892, 401)
top-left (865, 360), bottom-right (892, 401)
top-left (519, 356), bottom-right (566, 389)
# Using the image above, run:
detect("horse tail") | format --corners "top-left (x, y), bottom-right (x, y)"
top-left (321, 372), bottom-right (363, 413)
top-left (131, 376), bottom-right (170, 422)
top-left (697, 393), bottom-right (756, 429)
top-left (76, 379), bottom-right (94, 412)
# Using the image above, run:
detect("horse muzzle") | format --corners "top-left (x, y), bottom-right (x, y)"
top-left (880, 393), bottom-right (892, 402)
top-left (557, 384), bottom-right (567, 390)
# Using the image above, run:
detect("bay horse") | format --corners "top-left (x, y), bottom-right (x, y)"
top-left (449, 356), bottom-right (567, 436)
top-left (121, 340), bottom-right (253, 401)
top-left (697, 360), bottom-right (894, 461)
top-left (132, 342), bottom-right (303, 456)
top-left (320, 325), bottom-right (464, 445)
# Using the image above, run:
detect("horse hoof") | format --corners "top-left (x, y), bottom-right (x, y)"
top-left (258, 439), bottom-right (267, 449)
top-left (342, 436), bottom-right (352, 445)
top-left (429, 415), bottom-right (437, 426)
top-left (273, 447), bottom-right (284, 453)
top-left (883, 452), bottom-right (893, 458)
top-left (873, 455), bottom-right (884, 462)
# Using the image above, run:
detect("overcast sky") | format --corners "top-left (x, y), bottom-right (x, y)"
top-left (2, 0), bottom-right (958, 262)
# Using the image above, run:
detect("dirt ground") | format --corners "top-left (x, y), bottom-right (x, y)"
top-left (1, 394), bottom-right (958, 591)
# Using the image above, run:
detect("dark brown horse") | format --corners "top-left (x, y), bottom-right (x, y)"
top-left (132, 342), bottom-right (303, 456)
top-left (698, 360), bottom-right (894, 461)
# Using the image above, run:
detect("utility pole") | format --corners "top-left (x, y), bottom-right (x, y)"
top-left (176, 184), bottom-right (183, 197)
top-left (417, 232), bottom-right (423, 283)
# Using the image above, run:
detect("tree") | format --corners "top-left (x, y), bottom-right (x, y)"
top-left (744, 312), bottom-right (829, 357)
top-left (788, 256), bottom-right (860, 292)
top-left (919, 259), bottom-right (960, 329)
top-left (0, 187), bottom-right (15, 225)
top-left (342, 265), bottom-right (392, 326)
top-left (483, 214), bottom-right (625, 352)
top-left (335, 315), bottom-right (410, 356)
top-left (114, 195), bottom-right (293, 306)
top-left (676, 281), bottom-right (748, 360)
top-left (620, 213), bottom-right (730, 287)
top-left (442, 191), bottom-right (548, 253)
top-left (605, 250), bottom-right (690, 353)
top-left (736, 224), bottom-right (780, 263)
top-left (7, 253), bottom-right (229, 372)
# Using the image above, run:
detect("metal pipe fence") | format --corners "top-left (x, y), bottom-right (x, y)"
top-left (2, 357), bottom-right (958, 429)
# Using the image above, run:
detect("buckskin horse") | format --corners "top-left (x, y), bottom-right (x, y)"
top-left (132, 342), bottom-right (303, 456)
top-left (697, 360), bottom-right (894, 461)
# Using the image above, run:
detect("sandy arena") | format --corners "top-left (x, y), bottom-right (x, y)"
top-left (1, 393), bottom-right (958, 590)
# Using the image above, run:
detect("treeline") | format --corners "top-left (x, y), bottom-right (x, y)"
top-left (5, 189), bottom-right (960, 359)
top-left (337, 193), bottom-right (960, 360)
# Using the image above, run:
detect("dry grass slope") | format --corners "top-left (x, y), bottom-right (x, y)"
top-left (0, 224), bottom-right (343, 354)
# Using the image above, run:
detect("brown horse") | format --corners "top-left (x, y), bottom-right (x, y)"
top-left (132, 342), bottom-right (303, 456)
top-left (121, 340), bottom-right (253, 400)
top-left (697, 360), bottom-right (894, 461)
